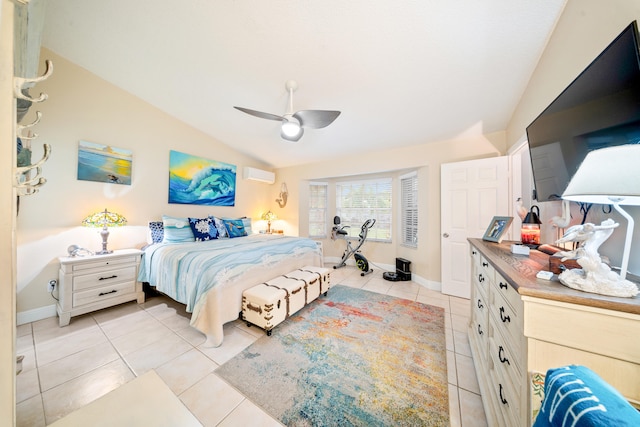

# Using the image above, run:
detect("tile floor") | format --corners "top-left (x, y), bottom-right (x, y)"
top-left (16, 265), bottom-right (488, 426)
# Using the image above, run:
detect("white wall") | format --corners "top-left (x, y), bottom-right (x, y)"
top-left (506, 0), bottom-right (640, 276)
top-left (16, 49), bottom-right (277, 315)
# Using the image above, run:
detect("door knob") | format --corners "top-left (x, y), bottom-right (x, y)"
top-left (442, 233), bottom-right (449, 238)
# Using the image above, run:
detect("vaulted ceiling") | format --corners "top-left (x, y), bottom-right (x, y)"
top-left (42, 0), bottom-right (567, 168)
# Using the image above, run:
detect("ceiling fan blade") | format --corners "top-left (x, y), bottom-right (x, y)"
top-left (234, 106), bottom-right (284, 122)
top-left (281, 127), bottom-right (304, 142)
top-left (293, 110), bottom-right (341, 129)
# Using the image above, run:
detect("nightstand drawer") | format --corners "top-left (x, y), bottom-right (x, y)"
top-left (73, 281), bottom-right (137, 307)
top-left (72, 265), bottom-right (137, 292)
top-left (68, 255), bottom-right (140, 272)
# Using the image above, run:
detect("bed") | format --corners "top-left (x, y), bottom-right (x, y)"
top-left (138, 218), bottom-right (323, 347)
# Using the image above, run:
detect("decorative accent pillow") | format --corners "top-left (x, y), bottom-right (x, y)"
top-left (241, 217), bottom-right (253, 235)
top-left (534, 365), bottom-right (640, 427)
top-left (188, 217), bottom-right (218, 241)
top-left (162, 215), bottom-right (195, 243)
top-left (222, 219), bottom-right (247, 238)
top-left (149, 221), bottom-right (164, 243)
top-left (210, 216), bottom-right (228, 238)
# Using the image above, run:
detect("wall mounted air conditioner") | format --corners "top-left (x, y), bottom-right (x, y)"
top-left (243, 167), bottom-right (275, 184)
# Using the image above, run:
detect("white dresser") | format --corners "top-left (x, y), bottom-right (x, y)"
top-left (57, 249), bottom-right (144, 326)
top-left (468, 239), bottom-right (640, 426)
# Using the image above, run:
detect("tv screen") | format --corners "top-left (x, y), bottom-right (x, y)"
top-left (527, 21), bottom-right (640, 202)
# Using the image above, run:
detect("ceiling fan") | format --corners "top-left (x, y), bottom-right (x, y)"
top-left (234, 80), bottom-right (341, 142)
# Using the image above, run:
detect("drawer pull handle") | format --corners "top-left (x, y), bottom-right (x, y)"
top-left (477, 324), bottom-right (483, 335)
top-left (482, 262), bottom-right (489, 267)
top-left (478, 274), bottom-right (484, 283)
top-left (472, 250), bottom-right (477, 255)
top-left (499, 282), bottom-right (508, 290)
top-left (98, 290), bottom-right (117, 296)
top-left (99, 275), bottom-right (117, 281)
top-left (499, 383), bottom-right (508, 405)
top-left (499, 306), bottom-right (511, 323)
top-left (477, 299), bottom-right (484, 309)
top-left (498, 346), bottom-right (510, 365)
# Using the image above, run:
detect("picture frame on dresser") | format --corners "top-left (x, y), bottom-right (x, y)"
top-left (482, 216), bottom-right (513, 243)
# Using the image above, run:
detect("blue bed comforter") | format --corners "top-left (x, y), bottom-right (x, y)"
top-left (138, 234), bottom-right (321, 314)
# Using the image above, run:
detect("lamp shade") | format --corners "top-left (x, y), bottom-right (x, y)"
top-left (261, 210), bottom-right (277, 222)
top-left (82, 208), bottom-right (126, 255)
top-left (562, 145), bottom-right (640, 205)
top-left (82, 209), bottom-right (127, 227)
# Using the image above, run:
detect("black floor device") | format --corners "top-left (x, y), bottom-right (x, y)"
top-left (383, 257), bottom-right (412, 281)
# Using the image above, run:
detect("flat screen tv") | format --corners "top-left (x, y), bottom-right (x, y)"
top-left (527, 21), bottom-right (640, 202)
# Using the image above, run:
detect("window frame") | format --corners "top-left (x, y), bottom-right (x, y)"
top-left (308, 181), bottom-right (328, 238)
top-left (400, 171), bottom-right (418, 248)
top-left (335, 177), bottom-right (392, 243)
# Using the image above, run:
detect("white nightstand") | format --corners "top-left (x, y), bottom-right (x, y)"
top-left (57, 248), bottom-right (144, 326)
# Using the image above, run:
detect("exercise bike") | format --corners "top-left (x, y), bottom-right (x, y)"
top-left (331, 216), bottom-right (375, 276)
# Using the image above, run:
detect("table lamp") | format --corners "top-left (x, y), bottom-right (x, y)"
top-left (82, 208), bottom-right (127, 255)
top-left (558, 145), bottom-right (640, 297)
top-left (261, 210), bottom-right (277, 234)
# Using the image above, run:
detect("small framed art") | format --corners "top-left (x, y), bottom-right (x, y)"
top-left (482, 216), bottom-right (513, 243)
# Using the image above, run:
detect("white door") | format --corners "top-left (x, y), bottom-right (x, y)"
top-left (441, 157), bottom-right (509, 298)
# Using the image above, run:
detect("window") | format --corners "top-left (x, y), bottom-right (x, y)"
top-left (335, 178), bottom-right (392, 242)
top-left (308, 182), bottom-right (328, 238)
top-left (400, 172), bottom-right (418, 247)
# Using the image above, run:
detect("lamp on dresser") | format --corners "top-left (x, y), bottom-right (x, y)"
top-left (262, 210), bottom-right (277, 234)
top-left (82, 208), bottom-right (127, 255)
top-left (557, 145), bottom-right (640, 297)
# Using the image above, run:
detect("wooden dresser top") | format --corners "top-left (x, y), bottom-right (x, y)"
top-left (468, 238), bottom-right (640, 315)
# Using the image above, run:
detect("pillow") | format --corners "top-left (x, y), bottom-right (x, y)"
top-left (162, 215), bottom-right (195, 243)
top-left (241, 217), bottom-right (253, 235)
top-left (188, 217), bottom-right (218, 241)
top-left (534, 365), bottom-right (640, 427)
top-left (210, 216), bottom-right (228, 238)
top-left (222, 219), bottom-right (247, 238)
top-left (149, 221), bottom-right (164, 243)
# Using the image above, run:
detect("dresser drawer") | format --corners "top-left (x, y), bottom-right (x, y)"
top-left (494, 270), bottom-right (521, 314)
top-left (490, 363), bottom-right (521, 427)
top-left (478, 254), bottom-right (495, 284)
top-left (73, 280), bottom-right (137, 307)
top-left (491, 280), bottom-right (524, 354)
top-left (72, 265), bottom-right (137, 292)
top-left (489, 333), bottom-right (523, 387)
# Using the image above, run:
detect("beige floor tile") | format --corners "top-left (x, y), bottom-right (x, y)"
top-left (448, 383), bottom-right (462, 427)
top-left (17, 333), bottom-right (34, 353)
top-left (110, 320), bottom-right (173, 355)
top-left (161, 312), bottom-right (193, 331)
top-left (175, 324), bottom-right (208, 347)
top-left (42, 359), bottom-right (134, 424)
top-left (416, 293), bottom-right (450, 311)
top-left (18, 347), bottom-right (37, 373)
top-left (451, 313), bottom-right (470, 333)
top-left (198, 325), bottom-right (258, 365)
top-left (453, 330), bottom-right (472, 357)
top-left (16, 394), bottom-right (45, 427)
top-left (450, 297), bottom-right (471, 316)
top-left (17, 322), bottom-right (33, 337)
top-left (180, 373), bottom-right (245, 426)
top-left (386, 286), bottom-right (418, 301)
top-left (218, 399), bottom-right (283, 427)
top-left (33, 315), bottom-right (97, 343)
top-left (419, 287), bottom-right (451, 301)
top-left (455, 353), bottom-right (480, 395)
top-left (445, 327), bottom-right (455, 351)
top-left (123, 332), bottom-right (192, 376)
top-left (35, 325), bottom-right (109, 366)
top-left (38, 341), bottom-right (120, 392)
top-left (144, 301), bottom-right (181, 320)
top-left (447, 350), bottom-right (457, 386)
top-left (234, 318), bottom-right (266, 339)
top-left (156, 349), bottom-right (218, 395)
top-left (91, 301), bottom-right (143, 325)
top-left (96, 308), bottom-right (159, 340)
top-left (16, 367), bottom-right (40, 404)
top-left (362, 278), bottom-right (393, 294)
top-left (458, 389), bottom-right (488, 427)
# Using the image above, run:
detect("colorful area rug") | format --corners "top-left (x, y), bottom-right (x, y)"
top-left (216, 285), bottom-right (449, 426)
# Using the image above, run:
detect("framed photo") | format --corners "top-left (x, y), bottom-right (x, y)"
top-left (77, 140), bottom-right (132, 185)
top-left (482, 216), bottom-right (513, 243)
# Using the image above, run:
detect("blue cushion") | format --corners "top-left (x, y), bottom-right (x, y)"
top-left (210, 216), bottom-right (228, 238)
top-left (162, 215), bottom-right (195, 243)
top-left (188, 217), bottom-right (218, 241)
top-left (149, 221), bottom-right (164, 243)
top-left (222, 219), bottom-right (247, 238)
top-left (534, 365), bottom-right (640, 427)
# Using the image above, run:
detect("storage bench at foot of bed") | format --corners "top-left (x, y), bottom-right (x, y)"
top-left (242, 266), bottom-right (331, 335)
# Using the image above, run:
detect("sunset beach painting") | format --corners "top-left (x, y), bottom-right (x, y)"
top-left (77, 140), bottom-right (132, 185)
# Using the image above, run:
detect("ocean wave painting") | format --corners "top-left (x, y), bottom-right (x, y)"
top-left (168, 150), bottom-right (236, 206)
top-left (77, 140), bottom-right (132, 185)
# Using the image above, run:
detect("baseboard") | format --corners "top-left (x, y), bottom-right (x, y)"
top-left (17, 304), bottom-right (57, 325)
top-left (323, 257), bottom-right (442, 292)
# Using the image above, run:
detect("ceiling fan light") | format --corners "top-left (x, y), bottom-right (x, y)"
top-left (281, 120), bottom-right (301, 137)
